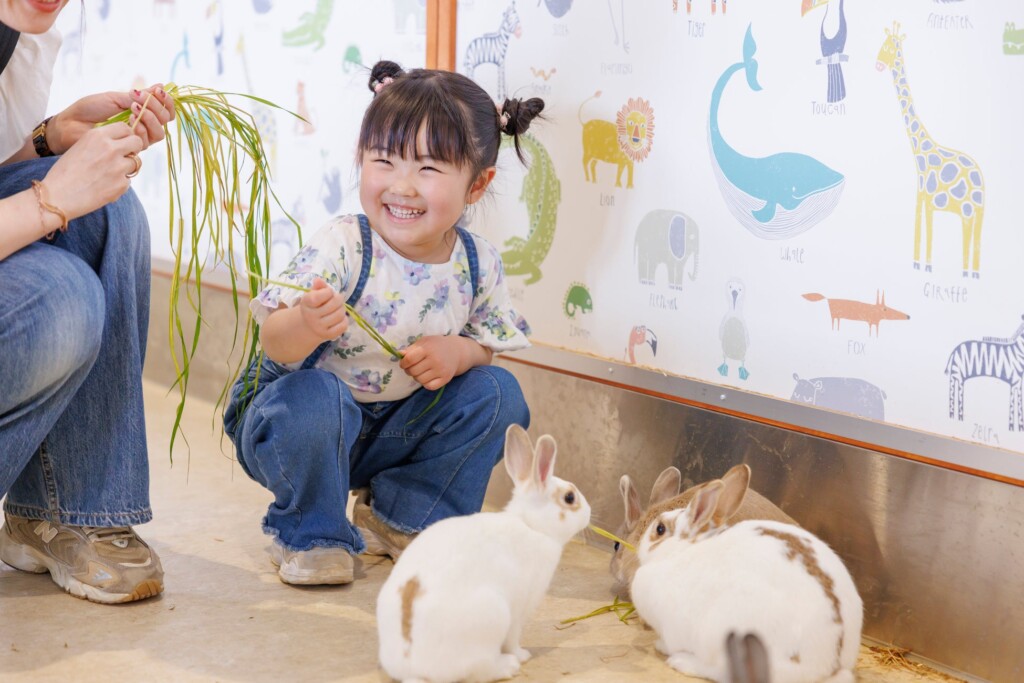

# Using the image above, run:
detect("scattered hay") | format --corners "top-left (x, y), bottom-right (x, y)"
top-left (867, 646), bottom-right (967, 682)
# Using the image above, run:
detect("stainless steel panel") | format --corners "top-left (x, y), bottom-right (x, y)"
top-left (492, 355), bottom-right (1024, 683)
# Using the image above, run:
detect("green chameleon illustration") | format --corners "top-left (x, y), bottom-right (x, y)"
top-left (563, 282), bottom-right (593, 319)
top-left (283, 0), bottom-right (334, 51)
top-left (500, 132), bottom-right (561, 285)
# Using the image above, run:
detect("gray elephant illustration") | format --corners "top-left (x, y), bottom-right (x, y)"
top-left (394, 0), bottom-right (427, 34)
top-left (634, 209), bottom-right (699, 289)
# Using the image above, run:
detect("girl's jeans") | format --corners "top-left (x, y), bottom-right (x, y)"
top-left (0, 156), bottom-right (152, 527)
top-left (224, 358), bottom-right (530, 552)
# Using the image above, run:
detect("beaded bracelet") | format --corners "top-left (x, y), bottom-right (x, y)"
top-left (31, 180), bottom-right (69, 240)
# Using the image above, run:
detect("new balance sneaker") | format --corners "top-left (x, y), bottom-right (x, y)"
top-left (351, 489), bottom-right (416, 562)
top-left (268, 540), bottom-right (354, 585)
top-left (0, 513), bottom-right (164, 604)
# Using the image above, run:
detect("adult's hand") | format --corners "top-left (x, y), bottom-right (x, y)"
top-left (41, 122), bottom-right (144, 220)
top-left (47, 85), bottom-right (175, 154)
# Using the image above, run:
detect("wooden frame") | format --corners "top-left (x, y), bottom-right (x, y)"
top-left (426, 0), bottom-right (458, 70)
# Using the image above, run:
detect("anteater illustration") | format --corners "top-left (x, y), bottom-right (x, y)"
top-left (803, 291), bottom-right (909, 336)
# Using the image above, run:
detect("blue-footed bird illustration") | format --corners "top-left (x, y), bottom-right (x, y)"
top-left (709, 25), bottom-right (845, 239)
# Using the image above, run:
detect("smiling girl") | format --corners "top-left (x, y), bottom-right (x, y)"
top-left (223, 60), bottom-right (543, 586)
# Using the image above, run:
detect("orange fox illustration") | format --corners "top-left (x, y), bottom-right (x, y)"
top-left (803, 291), bottom-right (910, 336)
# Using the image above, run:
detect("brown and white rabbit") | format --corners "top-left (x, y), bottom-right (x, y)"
top-left (376, 424), bottom-right (591, 683)
top-left (611, 463), bottom-right (798, 597)
top-left (631, 472), bottom-right (862, 683)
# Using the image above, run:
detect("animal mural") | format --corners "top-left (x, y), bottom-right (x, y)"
top-left (463, 1), bottom-right (522, 101)
top-left (876, 22), bottom-right (986, 278)
top-left (709, 25), bottom-right (845, 239)
top-left (579, 91), bottom-right (655, 189)
top-left (1005, 23), bottom-right (1024, 55)
top-left (946, 316), bottom-right (1024, 431)
top-left (282, 0), bottom-right (333, 51)
top-left (563, 283), bottom-right (593, 319)
top-left (212, 2), bottom-right (224, 76)
top-left (500, 133), bottom-right (561, 285)
top-left (170, 33), bottom-right (190, 82)
top-left (320, 154), bottom-right (342, 214)
top-left (539, 0), bottom-right (573, 19)
top-left (393, 0), bottom-right (426, 34)
top-left (634, 210), bottom-right (699, 289)
top-left (625, 325), bottom-right (658, 365)
top-left (295, 81), bottom-right (315, 135)
top-left (802, 0), bottom-right (848, 104)
top-left (802, 291), bottom-right (910, 336)
top-left (679, 0), bottom-right (726, 15)
top-left (237, 36), bottom-right (279, 175)
top-left (343, 45), bottom-right (362, 73)
top-left (606, 0), bottom-right (628, 53)
top-left (791, 374), bottom-right (887, 421)
top-left (719, 278), bottom-right (750, 380)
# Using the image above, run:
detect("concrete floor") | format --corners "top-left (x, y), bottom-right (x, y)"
top-left (0, 381), bottom-right (960, 683)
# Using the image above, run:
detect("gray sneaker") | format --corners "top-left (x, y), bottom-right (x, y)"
top-left (268, 540), bottom-right (354, 585)
top-left (0, 513), bottom-right (164, 604)
top-left (351, 489), bottom-right (416, 562)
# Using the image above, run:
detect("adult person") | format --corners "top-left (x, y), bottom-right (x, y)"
top-left (0, 0), bottom-right (174, 603)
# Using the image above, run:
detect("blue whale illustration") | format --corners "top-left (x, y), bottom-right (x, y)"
top-left (709, 25), bottom-right (845, 238)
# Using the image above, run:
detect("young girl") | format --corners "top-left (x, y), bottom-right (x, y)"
top-left (223, 60), bottom-right (543, 586)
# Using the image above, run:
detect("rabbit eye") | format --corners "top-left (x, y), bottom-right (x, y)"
top-left (563, 491), bottom-right (575, 505)
top-left (613, 541), bottom-right (621, 552)
top-left (656, 523), bottom-right (666, 536)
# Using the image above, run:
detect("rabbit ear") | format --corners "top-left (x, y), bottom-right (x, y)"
top-left (533, 435), bottom-right (557, 487)
top-left (504, 424), bottom-right (534, 485)
top-left (714, 464), bottom-right (751, 525)
top-left (742, 634), bottom-right (770, 683)
top-left (620, 475), bottom-right (642, 529)
top-left (688, 480), bottom-right (724, 530)
top-left (649, 466), bottom-right (682, 506)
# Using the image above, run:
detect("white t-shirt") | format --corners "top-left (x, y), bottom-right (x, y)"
top-left (0, 26), bottom-right (61, 163)
top-left (251, 214), bottom-right (531, 403)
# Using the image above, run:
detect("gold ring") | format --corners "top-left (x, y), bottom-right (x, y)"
top-left (126, 153), bottom-right (142, 178)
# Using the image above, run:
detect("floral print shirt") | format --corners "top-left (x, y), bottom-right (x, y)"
top-left (250, 215), bottom-right (531, 402)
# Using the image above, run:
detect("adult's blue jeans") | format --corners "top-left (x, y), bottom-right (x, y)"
top-left (0, 156), bottom-right (152, 527)
top-left (224, 358), bottom-right (530, 553)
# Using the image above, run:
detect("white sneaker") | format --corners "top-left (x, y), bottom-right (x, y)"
top-left (268, 540), bottom-right (353, 585)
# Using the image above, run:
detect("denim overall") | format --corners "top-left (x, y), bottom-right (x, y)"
top-left (1, 156), bottom-right (152, 527)
top-left (224, 215), bottom-right (529, 553)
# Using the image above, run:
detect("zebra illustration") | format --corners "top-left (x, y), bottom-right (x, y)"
top-left (946, 315), bottom-right (1024, 430)
top-left (463, 1), bottom-right (522, 101)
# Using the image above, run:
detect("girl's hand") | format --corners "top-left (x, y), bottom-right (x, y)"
top-left (399, 336), bottom-right (466, 391)
top-left (299, 278), bottom-right (349, 341)
top-left (48, 85), bottom-right (176, 154)
top-left (41, 122), bottom-right (144, 220)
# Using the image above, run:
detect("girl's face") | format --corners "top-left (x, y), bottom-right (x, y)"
top-left (360, 125), bottom-right (495, 264)
top-left (0, 0), bottom-right (70, 34)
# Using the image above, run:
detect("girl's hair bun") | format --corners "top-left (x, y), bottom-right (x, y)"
top-left (499, 97), bottom-right (545, 136)
top-left (369, 60), bottom-right (405, 94)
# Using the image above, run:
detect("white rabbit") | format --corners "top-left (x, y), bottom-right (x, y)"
top-left (611, 463), bottom-right (798, 597)
top-left (631, 471), bottom-right (862, 683)
top-left (376, 424), bottom-right (591, 683)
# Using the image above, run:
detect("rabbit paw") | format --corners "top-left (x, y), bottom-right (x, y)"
top-left (666, 652), bottom-right (720, 681)
top-left (654, 639), bottom-right (669, 656)
top-left (511, 647), bottom-right (532, 663)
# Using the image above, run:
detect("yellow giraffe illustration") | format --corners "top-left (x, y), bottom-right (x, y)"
top-left (876, 22), bottom-right (985, 278)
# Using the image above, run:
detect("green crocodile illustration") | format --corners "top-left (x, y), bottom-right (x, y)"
top-left (500, 132), bottom-right (561, 285)
top-left (283, 0), bottom-right (334, 51)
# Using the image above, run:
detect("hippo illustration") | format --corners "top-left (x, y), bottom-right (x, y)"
top-left (790, 374), bottom-right (887, 421)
